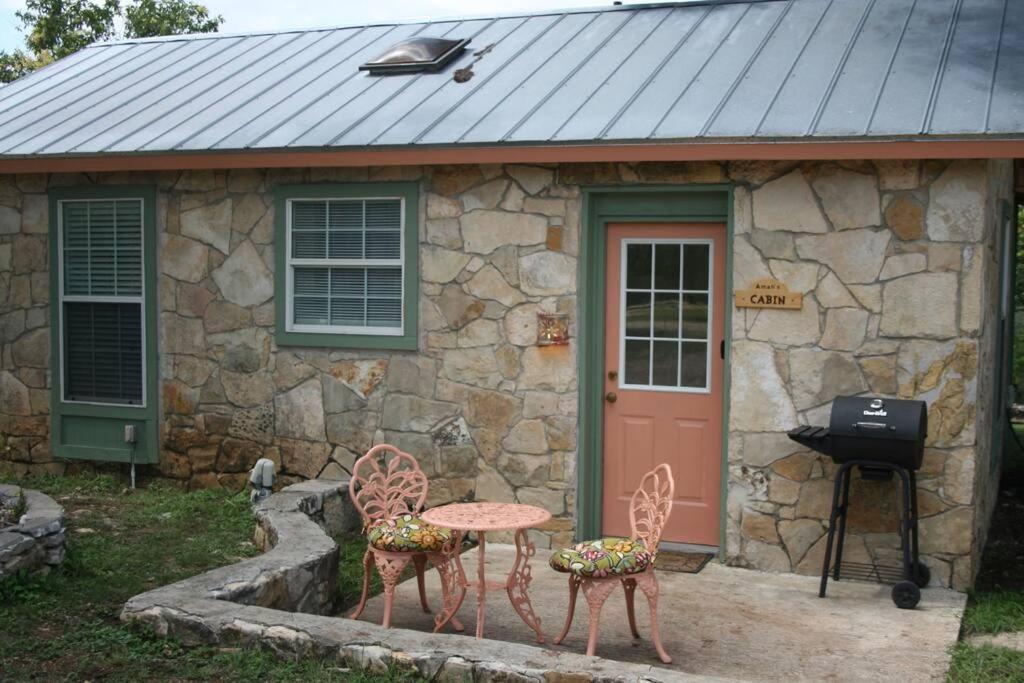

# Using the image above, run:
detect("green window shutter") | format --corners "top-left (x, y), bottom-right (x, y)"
top-left (60, 198), bottom-right (145, 405)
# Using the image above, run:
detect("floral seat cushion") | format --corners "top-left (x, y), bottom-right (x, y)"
top-left (367, 514), bottom-right (452, 553)
top-left (549, 537), bottom-right (653, 578)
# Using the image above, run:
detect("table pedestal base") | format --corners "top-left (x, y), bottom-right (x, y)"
top-left (433, 530), bottom-right (545, 643)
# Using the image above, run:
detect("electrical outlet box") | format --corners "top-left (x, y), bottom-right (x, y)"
top-left (123, 424), bottom-right (138, 444)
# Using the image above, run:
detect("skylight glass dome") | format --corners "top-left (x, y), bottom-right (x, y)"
top-left (360, 37), bottom-right (470, 75)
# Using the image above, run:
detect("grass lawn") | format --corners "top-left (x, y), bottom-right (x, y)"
top-left (947, 425), bottom-right (1024, 682)
top-left (0, 474), bottom-right (422, 682)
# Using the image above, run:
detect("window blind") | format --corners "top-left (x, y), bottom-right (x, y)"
top-left (289, 198), bottom-right (403, 332)
top-left (61, 199), bottom-right (145, 404)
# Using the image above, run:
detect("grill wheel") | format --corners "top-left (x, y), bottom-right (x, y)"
top-left (891, 580), bottom-right (921, 609)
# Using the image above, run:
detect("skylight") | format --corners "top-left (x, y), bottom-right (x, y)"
top-left (360, 37), bottom-right (471, 75)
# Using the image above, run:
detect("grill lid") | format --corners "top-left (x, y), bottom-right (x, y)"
top-left (828, 396), bottom-right (927, 443)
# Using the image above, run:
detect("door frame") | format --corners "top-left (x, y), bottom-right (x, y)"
top-left (577, 185), bottom-right (734, 553)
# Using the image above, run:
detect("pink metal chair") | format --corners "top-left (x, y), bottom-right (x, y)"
top-left (550, 464), bottom-right (675, 663)
top-left (348, 444), bottom-right (464, 631)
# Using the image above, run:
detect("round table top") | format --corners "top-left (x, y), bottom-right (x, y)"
top-left (421, 502), bottom-right (552, 531)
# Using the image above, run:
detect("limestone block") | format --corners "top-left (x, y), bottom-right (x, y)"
top-left (942, 448), bottom-right (975, 505)
top-left (274, 378), bottom-right (326, 441)
top-left (519, 345), bottom-right (575, 392)
top-left (750, 229), bottom-right (796, 260)
top-left (458, 318), bottom-right (500, 347)
top-left (768, 260), bottom-right (818, 294)
top-left (875, 160), bottom-right (920, 190)
top-left (795, 228), bottom-right (891, 284)
top-left (20, 194), bottom-right (47, 234)
top-left (744, 539), bottom-right (790, 572)
top-left (204, 301), bottom-right (251, 333)
top-left (0, 206), bottom-right (19, 234)
top-left (879, 272), bottom-right (958, 339)
top-left (819, 308), bottom-right (869, 351)
top-left (421, 246), bottom-right (471, 283)
top-left (811, 167), bottom-right (880, 230)
top-left (386, 355), bottom-right (437, 397)
top-left (919, 506), bottom-right (973, 556)
top-left (741, 510), bottom-right (779, 544)
top-left (738, 432), bottom-right (803, 468)
top-left (878, 253), bottom-right (926, 280)
top-left (161, 313), bottom-right (206, 354)
top-left (858, 355), bottom-right (898, 395)
top-left (507, 165), bottom-right (554, 195)
top-left (518, 251), bottom-right (576, 296)
top-left (460, 210), bottom-right (547, 254)
top-left (0, 372), bottom-right (30, 416)
top-left (425, 218), bottom-right (462, 249)
top-left (465, 265), bottom-right (525, 307)
top-left (729, 341), bottom-right (797, 431)
top-left (502, 419), bottom-right (548, 454)
top-left (959, 247), bottom-right (983, 334)
top-left (732, 237), bottom-right (773, 290)
top-left (846, 283), bottom-right (881, 313)
top-left (928, 243), bottom-right (962, 272)
top-left (927, 160), bottom-right (987, 242)
top-left (464, 389), bottom-right (520, 431)
top-left (748, 297), bottom-right (821, 346)
top-left (426, 193), bottom-right (460, 219)
top-left (181, 198), bottom-right (232, 253)
top-left (11, 328), bottom-right (49, 367)
top-left (461, 178), bottom-right (508, 211)
top-left (884, 194), bottom-right (925, 240)
top-left (442, 347), bottom-right (502, 389)
top-left (788, 348), bottom-right (867, 411)
top-left (212, 241), bottom-right (273, 307)
top-left (753, 170), bottom-right (828, 233)
top-left (222, 370), bottom-right (274, 408)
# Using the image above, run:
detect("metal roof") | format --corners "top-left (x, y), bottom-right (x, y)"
top-left (0, 0), bottom-right (1021, 159)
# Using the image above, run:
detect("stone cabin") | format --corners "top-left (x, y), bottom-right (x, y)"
top-left (1, 0), bottom-right (1022, 590)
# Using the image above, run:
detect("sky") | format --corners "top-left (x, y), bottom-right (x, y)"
top-left (0, 0), bottom-right (606, 53)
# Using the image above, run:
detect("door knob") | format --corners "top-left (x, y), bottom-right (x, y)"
top-left (605, 392), bottom-right (617, 403)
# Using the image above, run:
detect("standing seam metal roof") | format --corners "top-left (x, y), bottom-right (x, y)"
top-left (0, 0), bottom-right (1020, 158)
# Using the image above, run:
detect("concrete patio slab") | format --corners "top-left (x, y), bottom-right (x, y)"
top-left (356, 544), bottom-right (966, 682)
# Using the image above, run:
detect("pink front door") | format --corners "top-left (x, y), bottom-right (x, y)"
top-left (602, 223), bottom-right (726, 547)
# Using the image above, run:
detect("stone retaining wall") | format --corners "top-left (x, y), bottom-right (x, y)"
top-left (122, 479), bottom-right (695, 682)
top-left (0, 484), bottom-right (66, 579)
top-left (0, 159), bottom-right (1012, 587)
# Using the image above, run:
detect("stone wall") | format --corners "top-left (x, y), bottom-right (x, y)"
top-left (0, 160), bottom-right (1012, 584)
top-left (0, 484), bottom-right (66, 578)
top-left (726, 159), bottom-right (1012, 589)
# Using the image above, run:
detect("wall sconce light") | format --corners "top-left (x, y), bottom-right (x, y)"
top-left (536, 312), bottom-right (569, 346)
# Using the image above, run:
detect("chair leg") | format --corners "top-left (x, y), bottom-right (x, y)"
top-left (413, 554), bottom-right (431, 613)
top-left (581, 579), bottom-right (617, 658)
top-left (348, 547), bottom-right (375, 620)
top-left (623, 578), bottom-right (640, 639)
top-left (635, 571), bottom-right (671, 664)
top-left (554, 575), bottom-right (581, 645)
top-left (374, 553), bottom-right (411, 629)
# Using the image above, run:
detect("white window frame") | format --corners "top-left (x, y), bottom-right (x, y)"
top-left (56, 197), bottom-right (148, 408)
top-left (618, 237), bottom-right (714, 395)
top-left (284, 196), bottom-right (406, 337)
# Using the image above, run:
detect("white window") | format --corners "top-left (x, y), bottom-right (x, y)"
top-left (285, 197), bottom-right (405, 336)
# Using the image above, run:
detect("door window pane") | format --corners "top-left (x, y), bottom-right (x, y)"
top-left (654, 243), bottom-right (680, 289)
top-left (652, 293), bottom-right (680, 338)
top-left (625, 292), bottom-right (651, 337)
top-left (682, 293), bottom-right (709, 339)
top-left (681, 342), bottom-right (708, 388)
top-left (683, 243), bottom-right (710, 290)
top-left (652, 340), bottom-right (679, 387)
top-left (626, 243), bottom-right (651, 289)
top-left (624, 340), bottom-right (650, 385)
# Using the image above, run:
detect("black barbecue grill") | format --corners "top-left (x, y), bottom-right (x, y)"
top-left (789, 396), bottom-right (930, 609)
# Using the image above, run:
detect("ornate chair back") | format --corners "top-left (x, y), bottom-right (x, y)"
top-left (628, 464), bottom-right (675, 555)
top-left (349, 444), bottom-right (429, 525)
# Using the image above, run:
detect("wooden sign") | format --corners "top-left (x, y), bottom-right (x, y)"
top-left (735, 278), bottom-right (803, 310)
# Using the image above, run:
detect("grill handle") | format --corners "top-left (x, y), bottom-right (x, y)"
top-left (853, 421), bottom-right (895, 431)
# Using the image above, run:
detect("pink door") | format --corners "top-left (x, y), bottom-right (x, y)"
top-left (602, 223), bottom-right (726, 547)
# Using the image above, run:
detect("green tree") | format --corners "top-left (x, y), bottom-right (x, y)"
top-left (124, 0), bottom-right (222, 39)
top-left (0, 0), bottom-right (223, 84)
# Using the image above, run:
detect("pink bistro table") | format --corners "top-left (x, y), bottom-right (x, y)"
top-left (421, 502), bottom-right (551, 643)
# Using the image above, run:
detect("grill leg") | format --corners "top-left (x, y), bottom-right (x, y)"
top-left (819, 462), bottom-right (852, 598)
top-left (832, 467), bottom-right (853, 581)
top-left (895, 466), bottom-right (914, 582)
top-left (909, 469), bottom-right (920, 566)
